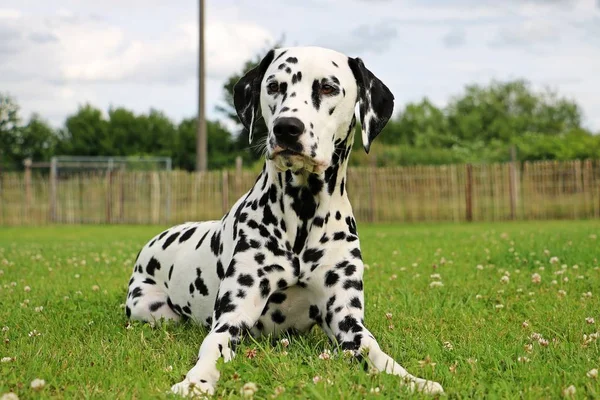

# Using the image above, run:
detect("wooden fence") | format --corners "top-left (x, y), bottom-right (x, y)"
top-left (1, 160), bottom-right (600, 226)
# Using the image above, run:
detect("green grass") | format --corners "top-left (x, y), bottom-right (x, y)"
top-left (1, 221), bottom-right (599, 399)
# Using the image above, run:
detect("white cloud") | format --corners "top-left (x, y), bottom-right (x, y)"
top-left (0, 0), bottom-right (599, 133)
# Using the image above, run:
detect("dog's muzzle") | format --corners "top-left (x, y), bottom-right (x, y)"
top-left (268, 117), bottom-right (326, 174)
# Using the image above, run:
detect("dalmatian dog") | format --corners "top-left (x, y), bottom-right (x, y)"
top-left (125, 46), bottom-right (444, 397)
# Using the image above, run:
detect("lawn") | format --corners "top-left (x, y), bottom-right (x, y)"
top-left (1, 221), bottom-right (599, 399)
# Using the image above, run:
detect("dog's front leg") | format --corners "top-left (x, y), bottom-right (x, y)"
top-left (315, 257), bottom-right (444, 395)
top-left (171, 250), bottom-right (294, 397)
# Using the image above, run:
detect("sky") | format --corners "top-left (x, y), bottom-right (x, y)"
top-left (1, 0), bottom-right (599, 132)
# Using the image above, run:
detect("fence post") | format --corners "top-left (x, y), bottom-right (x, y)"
top-left (23, 158), bottom-right (32, 223)
top-left (50, 157), bottom-right (58, 223)
top-left (465, 163), bottom-right (473, 222)
top-left (106, 158), bottom-right (113, 223)
top-left (508, 146), bottom-right (517, 220)
top-left (368, 155), bottom-right (377, 223)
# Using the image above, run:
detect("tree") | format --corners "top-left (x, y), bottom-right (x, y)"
top-left (19, 114), bottom-right (57, 161)
top-left (0, 93), bottom-right (22, 169)
top-left (387, 98), bottom-right (453, 148)
top-left (0, 94), bottom-right (58, 169)
top-left (445, 80), bottom-right (583, 144)
top-left (57, 104), bottom-right (109, 156)
top-left (176, 118), bottom-right (241, 171)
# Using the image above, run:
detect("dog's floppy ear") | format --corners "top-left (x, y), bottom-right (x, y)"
top-left (233, 49), bottom-right (276, 143)
top-left (348, 57), bottom-right (395, 153)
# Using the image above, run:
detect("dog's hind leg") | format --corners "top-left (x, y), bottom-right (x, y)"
top-left (125, 278), bottom-right (182, 325)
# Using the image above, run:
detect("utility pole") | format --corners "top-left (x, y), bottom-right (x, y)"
top-left (196, 0), bottom-right (207, 171)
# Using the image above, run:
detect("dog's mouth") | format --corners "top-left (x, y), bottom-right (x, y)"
top-left (268, 147), bottom-right (327, 174)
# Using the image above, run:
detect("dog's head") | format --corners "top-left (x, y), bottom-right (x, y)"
top-left (234, 46), bottom-right (394, 174)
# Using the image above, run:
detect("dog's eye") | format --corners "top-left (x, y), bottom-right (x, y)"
top-left (267, 82), bottom-right (279, 93)
top-left (321, 84), bottom-right (335, 95)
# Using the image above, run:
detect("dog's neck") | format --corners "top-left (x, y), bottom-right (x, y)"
top-left (265, 121), bottom-right (355, 202)
top-left (252, 121), bottom-right (356, 254)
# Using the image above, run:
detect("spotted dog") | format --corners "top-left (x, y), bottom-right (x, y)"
top-left (125, 46), bottom-right (444, 396)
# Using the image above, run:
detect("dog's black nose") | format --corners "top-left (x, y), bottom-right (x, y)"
top-left (273, 117), bottom-right (305, 139)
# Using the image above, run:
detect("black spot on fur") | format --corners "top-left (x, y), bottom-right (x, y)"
top-left (195, 268), bottom-right (209, 296)
top-left (271, 310), bottom-right (286, 324)
top-left (146, 257), bottom-right (161, 276)
top-left (333, 232), bottom-right (346, 241)
top-left (343, 279), bottom-right (363, 291)
top-left (259, 278), bottom-right (271, 298)
top-left (269, 292), bottom-right (287, 304)
top-left (350, 297), bottom-right (362, 309)
top-left (149, 301), bottom-right (165, 312)
top-left (254, 253), bottom-right (265, 265)
top-left (210, 231), bottom-right (222, 256)
top-left (195, 231), bottom-right (209, 250)
top-left (214, 291), bottom-right (236, 320)
top-left (162, 232), bottom-right (180, 249)
top-left (345, 216), bottom-right (357, 235)
top-left (179, 227), bottom-right (197, 243)
top-left (237, 274), bottom-right (254, 287)
top-left (158, 230), bottom-right (169, 240)
top-left (216, 260), bottom-right (224, 280)
top-left (303, 248), bottom-right (324, 263)
top-left (225, 259), bottom-right (237, 278)
top-left (325, 270), bottom-right (340, 287)
top-left (311, 79), bottom-right (321, 110)
top-left (339, 316), bottom-right (362, 333)
top-left (286, 57), bottom-right (298, 64)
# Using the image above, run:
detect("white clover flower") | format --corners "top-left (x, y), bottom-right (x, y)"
top-left (24, 286), bottom-right (31, 292)
top-left (586, 317), bottom-right (595, 324)
top-left (318, 350), bottom-right (331, 360)
top-left (1, 357), bottom-right (15, 363)
top-left (429, 281), bottom-right (443, 288)
top-left (562, 385), bottom-right (576, 397)
top-left (312, 376), bottom-right (322, 384)
top-left (0, 393), bottom-right (19, 400)
top-left (30, 378), bottom-right (45, 391)
top-left (550, 256), bottom-right (559, 264)
top-left (280, 338), bottom-right (289, 348)
top-left (531, 273), bottom-right (541, 284)
top-left (500, 275), bottom-right (510, 284)
top-left (240, 382), bottom-right (258, 398)
top-left (587, 368), bottom-right (598, 379)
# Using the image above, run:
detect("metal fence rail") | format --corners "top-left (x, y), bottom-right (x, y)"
top-left (1, 160), bottom-right (599, 226)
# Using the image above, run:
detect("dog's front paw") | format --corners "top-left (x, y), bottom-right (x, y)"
top-left (171, 378), bottom-right (214, 398)
top-left (407, 378), bottom-right (444, 395)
